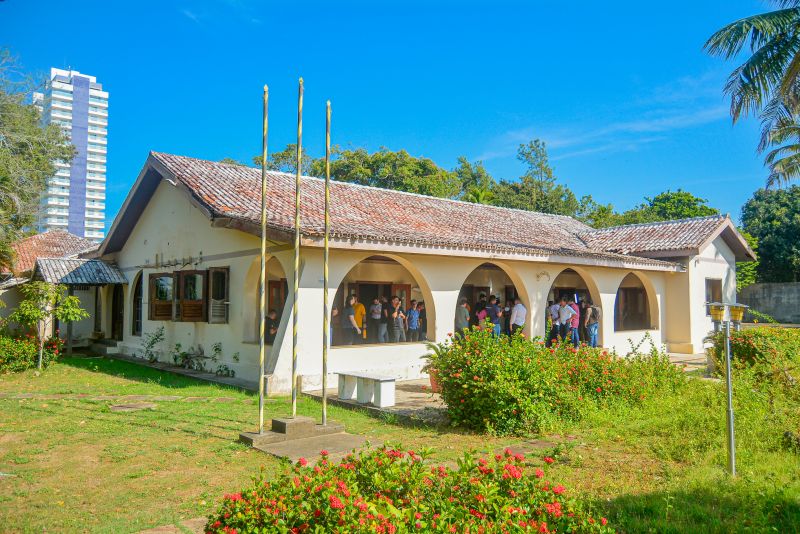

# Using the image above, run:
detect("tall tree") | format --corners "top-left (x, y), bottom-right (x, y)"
top-left (736, 230), bottom-right (760, 291)
top-left (453, 156), bottom-right (494, 199)
top-left (706, 1), bottom-right (800, 186)
top-left (492, 140), bottom-right (580, 215)
top-left (251, 143), bottom-right (315, 175)
top-left (0, 49), bottom-right (74, 271)
top-left (741, 185), bottom-right (800, 282)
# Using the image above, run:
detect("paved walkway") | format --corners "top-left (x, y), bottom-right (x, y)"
top-left (0, 392), bottom-right (246, 403)
top-left (667, 352), bottom-right (708, 373)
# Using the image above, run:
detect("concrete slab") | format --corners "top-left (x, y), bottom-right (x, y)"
top-left (254, 432), bottom-right (371, 463)
top-left (304, 379), bottom-right (449, 427)
top-left (109, 402), bottom-right (157, 412)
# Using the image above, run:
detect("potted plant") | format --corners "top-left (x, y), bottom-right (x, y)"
top-left (423, 341), bottom-right (444, 393)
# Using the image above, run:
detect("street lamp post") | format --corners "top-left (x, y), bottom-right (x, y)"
top-left (707, 301), bottom-right (748, 477)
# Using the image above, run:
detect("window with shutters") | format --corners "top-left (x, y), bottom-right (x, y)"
top-left (147, 268), bottom-right (229, 323)
top-left (208, 267), bottom-right (229, 324)
top-left (149, 273), bottom-right (174, 321)
top-left (177, 270), bottom-right (207, 322)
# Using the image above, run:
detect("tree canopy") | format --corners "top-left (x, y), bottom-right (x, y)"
top-left (706, 1), bottom-right (800, 187)
top-left (0, 49), bottom-right (74, 271)
top-left (741, 185), bottom-right (800, 282)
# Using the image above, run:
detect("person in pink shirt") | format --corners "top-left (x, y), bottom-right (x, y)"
top-left (568, 298), bottom-right (581, 347)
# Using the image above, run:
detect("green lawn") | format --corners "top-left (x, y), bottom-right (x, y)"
top-left (1, 356), bottom-right (798, 533)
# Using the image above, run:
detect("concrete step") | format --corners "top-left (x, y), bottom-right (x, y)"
top-left (89, 343), bottom-right (120, 355)
top-left (239, 416), bottom-right (345, 447)
top-left (253, 432), bottom-right (370, 462)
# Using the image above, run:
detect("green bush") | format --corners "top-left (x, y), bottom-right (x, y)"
top-left (0, 334), bottom-right (63, 373)
top-left (206, 446), bottom-right (612, 533)
top-left (428, 328), bottom-right (685, 436)
top-left (709, 326), bottom-right (799, 399)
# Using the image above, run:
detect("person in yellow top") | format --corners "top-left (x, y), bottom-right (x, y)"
top-left (352, 295), bottom-right (367, 342)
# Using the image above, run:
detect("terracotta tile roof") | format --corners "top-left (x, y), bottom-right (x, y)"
top-left (9, 230), bottom-right (98, 275)
top-left (148, 153), bottom-right (679, 269)
top-left (34, 258), bottom-right (126, 285)
top-left (578, 215), bottom-right (730, 255)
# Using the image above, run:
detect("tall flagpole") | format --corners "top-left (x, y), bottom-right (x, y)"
top-left (322, 100), bottom-right (331, 426)
top-left (258, 85), bottom-right (269, 434)
top-left (291, 78), bottom-right (304, 418)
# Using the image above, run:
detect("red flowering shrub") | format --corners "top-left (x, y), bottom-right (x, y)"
top-left (709, 326), bottom-right (800, 399)
top-left (206, 446), bottom-right (612, 533)
top-left (431, 327), bottom-right (685, 435)
top-left (0, 334), bottom-right (62, 373)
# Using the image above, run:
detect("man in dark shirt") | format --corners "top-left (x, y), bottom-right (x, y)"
top-left (485, 296), bottom-right (503, 337)
top-left (265, 309), bottom-right (279, 345)
top-left (378, 295), bottom-right (390, 343)
top-left (341, 295), bottom-right (361, 345)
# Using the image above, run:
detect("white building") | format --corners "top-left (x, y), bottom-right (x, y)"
top-left (34, 68), bottom-right (108, 242)
top-left (84, 152), bottom-right (755, 394)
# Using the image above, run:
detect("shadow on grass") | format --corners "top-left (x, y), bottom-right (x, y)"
top-left (605, 485), bottom-right (800, 533)
top-left (61, 356), bottom-right (253, 394)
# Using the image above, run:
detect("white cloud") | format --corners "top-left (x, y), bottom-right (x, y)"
top-left (477, 70), bottom-right (731, 163)
top-left (181, 9), bottom-right (201, 24)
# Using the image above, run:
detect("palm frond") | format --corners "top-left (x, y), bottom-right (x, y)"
top-left (724, 33), bottom-right (800, 120)
top-left (705, 8), bottom-right (800, 58)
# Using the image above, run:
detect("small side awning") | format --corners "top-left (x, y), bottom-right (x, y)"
top-left (33, 258), bottom-right (127, 286)
top-left (0, 277), bottom-right (28, 290)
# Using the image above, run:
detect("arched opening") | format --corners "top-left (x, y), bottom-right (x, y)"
top-left (243, 256), bottom-right (288, 344)
top-left (332, 255), bottom-right (429, 346)
top-left (545, 268), bottom-right (600, 344)
top-left (614, 273), bottom-right (653, 331)
top-left (457, 262), bottom-right (526, 336)
top-left (131, 271), bottom-right (143, 336)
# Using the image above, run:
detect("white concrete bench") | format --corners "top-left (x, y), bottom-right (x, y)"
top-left (336, 372), bottom-right (396, 408)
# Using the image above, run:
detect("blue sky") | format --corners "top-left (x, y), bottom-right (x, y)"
top-left (2, 0), bottom-right (770, 228)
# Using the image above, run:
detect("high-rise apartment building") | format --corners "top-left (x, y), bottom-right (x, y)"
top-left (34, 68), bottom-right (107, 242)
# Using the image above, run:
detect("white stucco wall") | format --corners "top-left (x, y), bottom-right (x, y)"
top-left (100, 176), bottom-right (738, 393)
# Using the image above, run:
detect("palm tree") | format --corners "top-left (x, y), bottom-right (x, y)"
top-left (706, 1), bottom-right (800, 185)
top-left (764, 115), bottom-right (800, 186)
top-left (463, 186), bottom-right (494, 205)
top-left (706, 1), bottom-right (800, 122)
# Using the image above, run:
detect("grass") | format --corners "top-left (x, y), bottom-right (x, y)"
top-left (1, 356), bottom-right (798, 533)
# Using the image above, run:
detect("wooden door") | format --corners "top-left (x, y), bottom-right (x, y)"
top-left (111, 284), bottom-right (124, 341)
top-left (268, 279), bottom-right (288, 315)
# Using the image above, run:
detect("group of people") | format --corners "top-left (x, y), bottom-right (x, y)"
top-left (338, 294), bottom-right (428, 345)
top-left (454, 294), bottom-right (527, 337)
top-left (547, 296), bottom-right (601, 348)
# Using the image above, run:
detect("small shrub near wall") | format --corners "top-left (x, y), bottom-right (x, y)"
top-left (709, 326), bottom-right (800, 399)
top-left (0, 334), bottom-right (63, 373)
top-left (205, 446), bottom-right (612, 533)
top-left (428, 327), bottom-right (685, 436)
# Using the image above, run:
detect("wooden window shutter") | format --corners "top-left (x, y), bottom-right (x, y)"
top-left (178, 270), bottom-right (207, 322)
top-left (208, 267), bottom-right (230, 324)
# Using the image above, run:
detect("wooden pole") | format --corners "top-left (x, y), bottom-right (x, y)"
top-left (291, 78), bottom-right (304, 418)
top-left (258, 85), bottom-right (269, 434)
top-left (322, 100), bottom-right (331, 426)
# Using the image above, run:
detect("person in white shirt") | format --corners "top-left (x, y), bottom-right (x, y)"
top-left (557, 297), bottom-right (577, 342)
top-left (509, 298), bottom-right (527, 335)
top-left (547, 301), bottom-right (561, 346)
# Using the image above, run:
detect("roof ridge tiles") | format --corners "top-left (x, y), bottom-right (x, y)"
top-left (582, 213), bottom-right (728, 233)
top-left (150, 151), bottom-right (588, 225)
